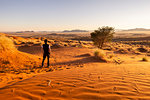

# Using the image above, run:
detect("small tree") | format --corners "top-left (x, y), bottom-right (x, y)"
top-left (91, 26), bottom-right (115, 49)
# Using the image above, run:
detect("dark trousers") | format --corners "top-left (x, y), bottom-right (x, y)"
top-left (42, 53), bottom-right (50, 67)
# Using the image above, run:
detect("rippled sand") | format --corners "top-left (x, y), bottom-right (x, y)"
top-left (1, 61), bottom-right (150, 100)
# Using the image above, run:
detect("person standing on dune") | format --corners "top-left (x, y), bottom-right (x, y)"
top-left (41, 39), bottom-right (51, 68)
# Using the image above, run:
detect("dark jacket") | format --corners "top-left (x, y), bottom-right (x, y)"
top-left (42, 44), bottom-right (50, 54)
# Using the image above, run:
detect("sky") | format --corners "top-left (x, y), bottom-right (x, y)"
top-left (0, 0), bottom-right (150, 31)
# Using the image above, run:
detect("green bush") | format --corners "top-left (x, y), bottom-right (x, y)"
top-left (91, 26), bottom-right (115, 49)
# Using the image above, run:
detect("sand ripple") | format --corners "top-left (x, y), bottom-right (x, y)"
top-left (0, 63), bottom-right (150, 100)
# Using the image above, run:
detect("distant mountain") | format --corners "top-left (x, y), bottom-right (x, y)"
top-left (16, 31), bottom-right (34, 33)
top-left (123, 28), bottom-right (150, 31)
top-left (62, 29), bottom-right (88, 32)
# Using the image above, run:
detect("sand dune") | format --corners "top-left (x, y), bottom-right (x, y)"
top-left (1, 34), bottom-right (150, 99)
top-left (0, 46), bottom-right (150, 100)
top-left (1, 62), bottom-right (150, 100)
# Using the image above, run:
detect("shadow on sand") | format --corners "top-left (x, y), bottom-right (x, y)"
top-left (53, 55), bottom-right (105, 66)
top-left (75, 53), bottom-right (91, 57)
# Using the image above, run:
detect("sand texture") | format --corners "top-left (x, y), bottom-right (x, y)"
top-left (0, 47), bottom-right (150, 100)
top-left (1, 63), bottom-right (150, 100)
top-left (1, 34), bottom-right (150, 100)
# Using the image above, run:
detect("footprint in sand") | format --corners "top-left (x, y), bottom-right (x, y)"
top-left (47, 80), bottom-right (52, 87)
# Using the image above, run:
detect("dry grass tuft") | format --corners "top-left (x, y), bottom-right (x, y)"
top-left (0, 35), bottom-right (17, 52)
top-left (94, 50), bottom-right (108, 62)
top-left (109, 54), bottom-right (114, 59)
top-left (94, 50), bottom-right (105, 58)
top-left (0, 35), bottom-right (41, 72)
top-left (142, 57), bottom-right (148, 62)
top-left (137, 47), bottom-right (148, 53)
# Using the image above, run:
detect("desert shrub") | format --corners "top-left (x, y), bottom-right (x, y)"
top-left (0, 35), bottom-right (17, 52)
top-left (20, 42), bottom-right (26, 45)
top-left (91, 26), bottom-right (115, 49)
top-left (94, 50), bottom-right (108, 62)
top-left (109, 54), bottom-right (114, 59)
top-left (2, 60), bottom-right (10, 64)
top-left (142, 57), bottom-right (148, 62)
top-left (33, 43), bottom-right (41, 46)
top-left (26, 41), bottom-right (34, 44)
top-left (117, 48), bottom-right (129, 54)
top-left (134, 51), bottom-right (141, 55)
top-left (94, 51), bottom-right (99, 57)
top-left (137, 47), bottom-right (148, 53)
top-left (147, 53), bottom-right (150, 56)
top-left (0, 69), bottom-right (5, 73)
top-left (94, 50), bottom-right (105, 58)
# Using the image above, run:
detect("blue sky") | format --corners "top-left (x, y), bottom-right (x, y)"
top-left (0, 0), bottom-right (150, 31)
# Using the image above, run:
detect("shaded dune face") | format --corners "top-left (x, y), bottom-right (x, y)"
top-left (17, 45), bottom-right (42, 56)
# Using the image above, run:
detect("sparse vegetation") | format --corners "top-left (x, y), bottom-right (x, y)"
top-left (142, 57), bottom-right (148, 62)
top-left (91, 26), bottom-right (115, 49)
top-left (0, 35), bottom-right (17, 52)
top-left (94, 50), bottom-right (105, 58)
top-left (94, 50), bottom-right (107, 62)
top-left (137, 47), bottom-right (148, 53)
top-left (109, 54), bottom-right (114, 59)
top-left (0, 35), bottom-right (41, 71)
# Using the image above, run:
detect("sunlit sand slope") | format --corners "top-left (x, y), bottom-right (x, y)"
top-left (0, 62), bottom-right (150, 100)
